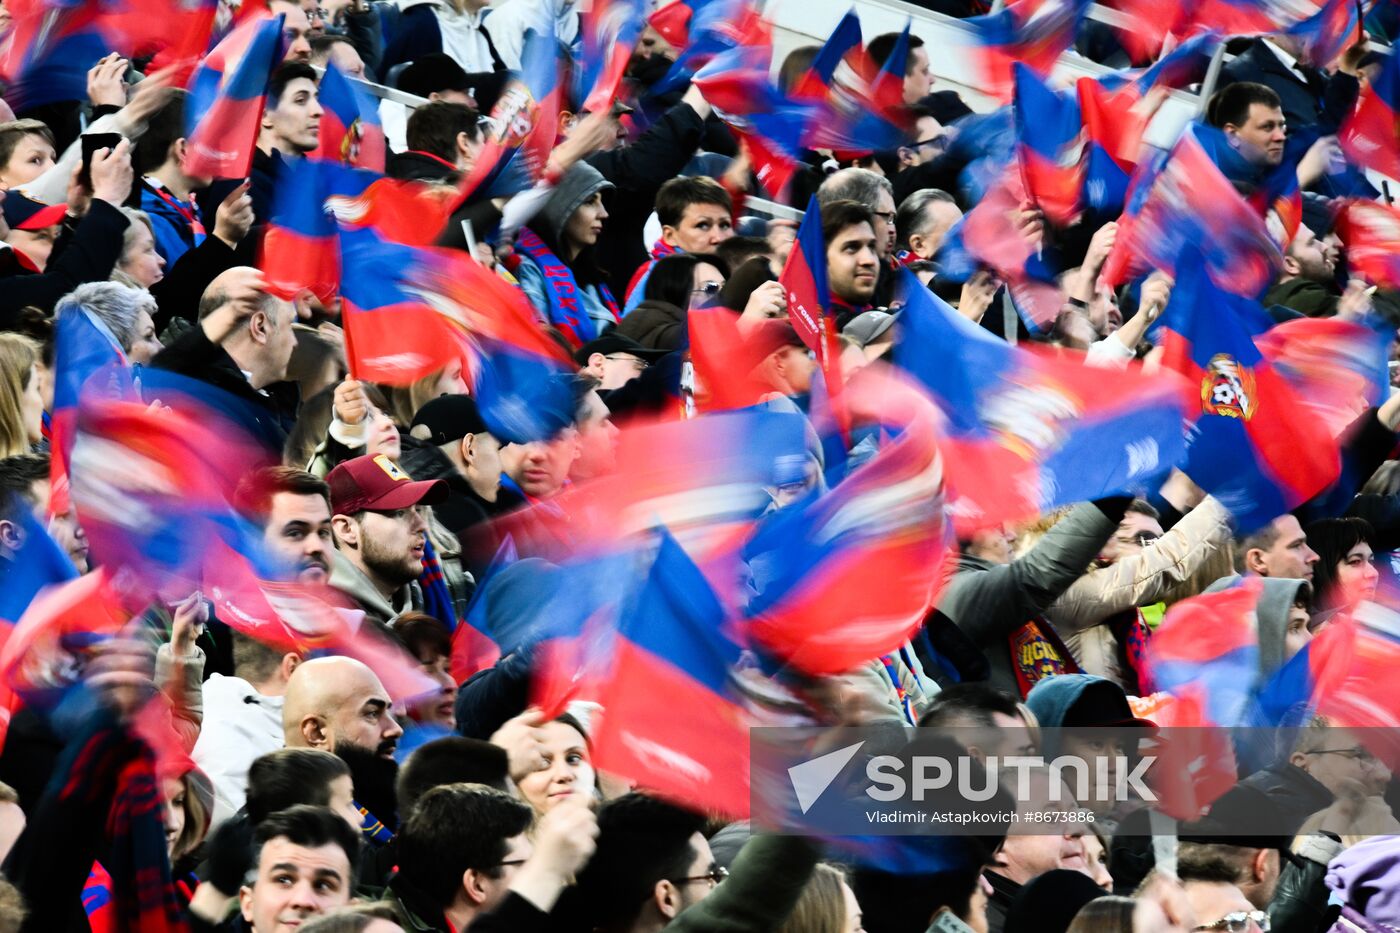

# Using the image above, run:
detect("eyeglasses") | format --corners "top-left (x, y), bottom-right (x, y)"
top-left (604, 354), bottom-right (649, 371)
top-left (1194, 910), bottom-right (1270, 932)
top-left (679, 865), bottom-right (728, 888)
top-left (872, 210), bottom-right (896, 223)
top-left (691, 281), bottom-right (723, 297)
top-left (1114, 531), bottom-right (1161, 548)
top-left (1307, 746), bottom-right (1380, 765)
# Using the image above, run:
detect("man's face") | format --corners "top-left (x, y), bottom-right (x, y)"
top-left (327, 42), bottom-right (365, 78)
top-left (1099, 511), bottom-right (1163, 566)
top-left (573, 390), bottom-right (619, 481)
top-left (262, 300), bottom-right (299, 384)
top-left (1228, 103), bottom-right (1286, 167)
top-left (300, 0), bottom-right (326, 36)
top-left (635, 24), bottom-right (677, 61)
top-left (904, 46), bottom-right (933, 105)
top-left (271, 1), bottom-right (313, 62)
top-left (872, 188), bottom-right (897, 258)
top-left (1183, 882), bottom-right (1261, 933)
top-left (1284, 602), bottom-right (1312, 660)
top-left (595, 351), bottom-right (647, 391)
top-left (664, 201), bottom-right (734, 253)
top-left (353, 506), bottom-right (429, 589)
top-left (480, 834), bottom-right (532, 912)
top-left (995, 773), bottom-right (1090, 885)
top-left (1299, 727), bottom-right (1390, 796)
top-left (826, 221), bottom-right (880, 305)
top-left (1286, 225), bottom-right (1334, 282)
top-left (463, 432), bottom-right (503, 503)
top-left (326, 664), bottom-right (403, 759)
top-left (240, 837), bottom-right (352, 933)
top-left (265, 492), bottom-right (333, 583)
top-left (672, 833), bottom-right (721, 915)
top-left (266, 78), bottom-right (323, 154)
top-left (1252, 514), bottom-right (1318, 581)
top-left (911, 199), bottom-right (962, 258)
top-left (506, 430), bottom-right (579, 499)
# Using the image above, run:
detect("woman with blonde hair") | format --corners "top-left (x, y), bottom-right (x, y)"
top-left (777, 863), bottom-right (864, 933)
top-left (0, 333), bottom-right (42, 457)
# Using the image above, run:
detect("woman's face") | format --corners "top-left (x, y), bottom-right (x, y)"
top-left (410, 649), bottom-right (457, 729)
top-left (840, 880), bottom-right (865, 933)
top-left (689, 261), bottom-right (726, 308)
top-left (1335, 541), bottom-right (1379, 608)
top-left (6, 224), bottom-right (59, 270)
top-left (127, 308), bottom-right (163, 366)
top-left (120, 224), bottom-right (166, 287)
top-left (563, 192), bottom-right (609, 252)
top-left (517, 720), bottom-right (595, 813)
top-left (20, 364), bottom-right (43, 444)
top-left (434, 360), bottom-right (468, 397)
top-left (0, 133), bottom-right (56, 187)
top-left (365, 404), bottom-right (400, 460)
top-left (162, 775), bottom-right (187, 860)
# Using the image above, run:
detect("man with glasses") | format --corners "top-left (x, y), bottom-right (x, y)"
top-left (817, 168), bottom-right (898, 312)
top-left (1183, 877), bottom-right (1270, 933)
top-left (1042, 493), bottom-right (1234, 693)
top-left (326, 454), bottom-right (449, 630)
top-left (389, 784), bottom-right (600, 933)
top-left (575, 333), bottom-right (667, 392)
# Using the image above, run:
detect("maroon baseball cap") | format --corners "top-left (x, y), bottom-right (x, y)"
top-left (326, 454), bottom-right (449, 515)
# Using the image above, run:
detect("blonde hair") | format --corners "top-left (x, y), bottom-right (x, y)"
top-left (776, 863), bottom-right (848, 933)
top-left (0, 333), bottom-right (39, 457)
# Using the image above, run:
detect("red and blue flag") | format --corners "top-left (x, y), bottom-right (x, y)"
top-left (261, 157), bottom-right (340, 304)
top-left (954, 0), bottom-right (1089, 102)
top-left (1149, 577), bottom-right (1264, 728)
top-left (893, 268), bottom-right (1189, 533)
top-left (1013, 64), bottom-right (1085, 226)
top-left (574, 0), bottom-right (647, 113)
top-left (1342, 47), bottom-right (1400, 183)
top-left (183, 12), bottom-right (286, 179)
top-left (49, 305), bottom-right (134, 495)
top-left (1158, 253), bottom-right (1341, 532)
top-left (311, 60), bottom-right (386, 173)
top-left (1337, 198), bottom-right (1400, 288)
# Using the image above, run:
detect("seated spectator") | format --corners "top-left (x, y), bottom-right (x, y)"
top-left (775, 863), bottom-right (861, 933)
top-left (387, 100), bottom-right (483, 182)
top-left (269, 0), bottom-right (315, 62)
top-left (714, 236), bottom-right (772, 277)
top-left (574, 333), bottom-right (667, 392)
top-left (918, 682), bottom-right (1040, 761)
top-left (298, 901), bottom-right (409, 932)
top-left (392, 612), bottom-right (458, 755)
top-left (1305, 516), bottom-right (1379, 616)
top-left (515, 713), bottom-right (596, 815)
top-left (866, 31), bottom-right (934, 106)
top-left (1220, 34), bottom-right (1363, 135)
top-left (642, 253), bottom-right (729, 313)
top-left (326, 454), bottom-right (449, 629)
top-left (0, 452), bottom-right (87, 572)
top-left (309, 34), bottom-right (366, 79)
top-left (817, 199), bottom-right (883, 328)
top-left (0, 119), bottom-right (56, 189)
top-left (817, 172), bottom-right (896, 312)
top-left (894, 188), bottom-right (961, 262)
top-left (1234, 514), bottom-right (1319, 582)
top-left (623, 176), bottom-right (735, 312)
top-left (236, 806), bottom-right (361, 933)
top-left (386, 783), bottom-right (535, 932)
top-left (1, 192), bottom-right (65, 273)
top-left (381, 2), bottom-right (504, 78)
top-left (131, 90), bottom-right (212, 267)
top-left (400, 394), bottom-right (504, 541)
top-left (395, 737), bottom-right (512, 813)
top-left (1261, 222), bottom-right (1342, 318)
top-left (1179, 878), bottom-right (1265, 933)
top-left (55, 282), bottom-right (163, 365)
top-left (0, 334), bottom-right (44, 457)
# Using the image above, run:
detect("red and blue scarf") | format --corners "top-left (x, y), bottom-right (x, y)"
top-left (514, 227), bottom-right (619, 348)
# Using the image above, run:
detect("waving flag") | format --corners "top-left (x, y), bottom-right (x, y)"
top-left (312, 61), bottom-right (386, 172)
top-left (575, 0), bottom-right (647, 113)
top-left (1076, 76), bottom-right (1161, 220)
top-left (476, 28), bottom-right (563, 197)
top-left (790, 8), bottom-right (862, 102)
top-left (1337, 198), bottom-right (1400, 287)
top-left (1150, 578), bottom-right (1264, 728)
top-left (1103, 125), bottom-right (1283, 299)
top-left (184, 12), bottom-right (286, 179)
top-left (779, 197), bottom-right (842, 393)
top-left (743, 368), bottom-right (954, 676)
top-left (1285, 0), bottom-right (1360, 68)
top-left (1013, 65), bottom-right (1085, 226)
top-left (1158, 254), bottom-right (1340, 532)
top-left (261, 157), bottom-right (339, 304)
top-left (1255, 316), bottom-right (1389, 439)
top-left (894, 269), bottom-right (1188, 533)
top-left (593, 529), bottom-right (751, 817)
top-left (955, 0), bottom-right (1089, 102)
top-left (50, 307), bottom-right (133, 493)
top-left (655, 0), bottom-right (769, 97)
top-left (1342, 48), bottom-right (1400, 183)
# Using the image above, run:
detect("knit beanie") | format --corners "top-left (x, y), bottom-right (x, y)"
top-left (538, 162), bottom-right (614, 244)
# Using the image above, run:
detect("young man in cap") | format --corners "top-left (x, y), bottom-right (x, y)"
top-left (326, 453), bottom-right (449, 629)
top-left (574, 333), bottom-right (667, 391)
top-left (400, 394), bottom-right (506, 541)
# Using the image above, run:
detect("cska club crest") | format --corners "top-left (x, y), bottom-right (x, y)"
top-left (1202, 354), bottom-right (1257, 420)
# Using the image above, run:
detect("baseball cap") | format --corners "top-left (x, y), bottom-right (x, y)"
top-left (572, 332), bottom-right (668, 366)
top-left (2, 191), bottom-right (65, 231)
top-left (842, 310), bottom-right (898, 348)
top-left (397, 53), bottom-right (470, 98)
top-left (410, 394), bottom-right (492, 446)
top-left (327, 454), bottom-right (449, 516)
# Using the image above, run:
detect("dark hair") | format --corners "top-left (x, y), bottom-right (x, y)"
top-left (895, 188), bottom-right (956, 249)
top-left (231, 630), bottom-right (292, 686)
top-left (298, 902), bottom-right (405, 933)
top-left (655, 176), bottom-right (732, 228)
top-left (406, 101), bottom-right (481, 162)
top-left (1206, 81), bottom-right (1283, 129)
top-left (251, 805), bottom-right (362, 880)
top-left (644, 253), bottom-right (730, 310)
top-left (714, 235), bottom-right (770, 272)
top-left (777, 45), bottom-right (820, 94)
top-left (820, 199), bottom-right (876, 248)
top-left (0, 453), bottom-right (47, 523)
top-left (269, 62), bottom-right (320, 109)
top-left (395, 611), bottom-right (452, 662)
top-left (1126, 499), bottom-right (1160, 520)
top-left (1065, 896), bottom-right (1137, 933)
top-left (573, 793), bottom-right (706, 932)
top-left (246, 748), bottom-right (351, 825)
top-left (309, 33), bottom-right (354, 62)
top-left (919, 682), bottom-right (1023, 730)
top-left (866, 31), bottom-right (925, 74)
top-left (1306, 516), bottom-right (1375, 610)
top-left (397, 737), bottom-right (512, 812)
top-left (395, 784), bottom-right (534, 908)
top-left (134, 89), bottom-right (189, 176)
top-left (1176, 842), bottom-right (1256, 887)
top-left (851, 867), bottom-right (984, 933)
top-left (235, 465), bottom-right (331, 524)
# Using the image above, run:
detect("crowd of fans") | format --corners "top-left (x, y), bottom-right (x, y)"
top-left (3, 0), bottom-right (1400, 932)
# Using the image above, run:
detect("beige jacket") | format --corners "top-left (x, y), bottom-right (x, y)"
top-left (1046, 496), bottom-right (1234, 688)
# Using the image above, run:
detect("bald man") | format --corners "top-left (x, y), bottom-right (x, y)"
top-left (283, 657), bottom-right (405, 842)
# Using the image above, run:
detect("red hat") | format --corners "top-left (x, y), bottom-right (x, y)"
top-left (647, 1), bottom-right (692, 50)
top-left (2, 190), bottom-right (65, 231)
top-left (326, 454), bottom-right (449, 516)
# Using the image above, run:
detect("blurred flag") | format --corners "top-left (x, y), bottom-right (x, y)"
top-left (894, 269), bottom-right (1189, 533)
top-left (1343, 48), bottom-right (1400, 183)
top-left (1013, 64), bottom-right (1085, 226)
top-left (1102, 124), bottom-right (1283, 299)
top-left (1336, 198), bottom-right (1400, 287)
top-left (261, 158), bottom-right (340, 304)
top-left (779, 197), bottom-right (844, 415)
top-left (1284, 0), bottom-right (1360, 68)
top-left (955, 0), bottom-right (1089, 102)
top-left (474, 28), bottom-right (562, 197)
top-left (790, 8), bottom-right (862, 102)
top-left (592, 529), bottom-right (751, 817)
top-left (183, 12), bottom-right (286, 179)
top-left (1158, 253), bottom-right (1340, 531)
top-left (49, 307), bottom-right (133, 494)
top-left (1149, 577), bottom-right (1264, 728)
top-left (1254, 316), bottom-right (1389, 439)
top-left (311, 61), bottom-right (386, 172)
top-left (575, 0), bottom-right (647, 113)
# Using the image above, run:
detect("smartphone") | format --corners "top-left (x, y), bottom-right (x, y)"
top-left (79, 132), bottom-right (123, 190)
top-left (926, 909), bottom-right (975, 933)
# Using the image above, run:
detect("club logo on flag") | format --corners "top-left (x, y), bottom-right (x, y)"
top-left (1202, 355), bottom-right (1257, 421)
top-left (493, 84), bottom-right (541, 149)
top-left (981, 380), bottom-right (1080, 461)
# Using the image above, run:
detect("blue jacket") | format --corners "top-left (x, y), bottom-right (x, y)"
top-left (139, 179), bottom-right (203, 266)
